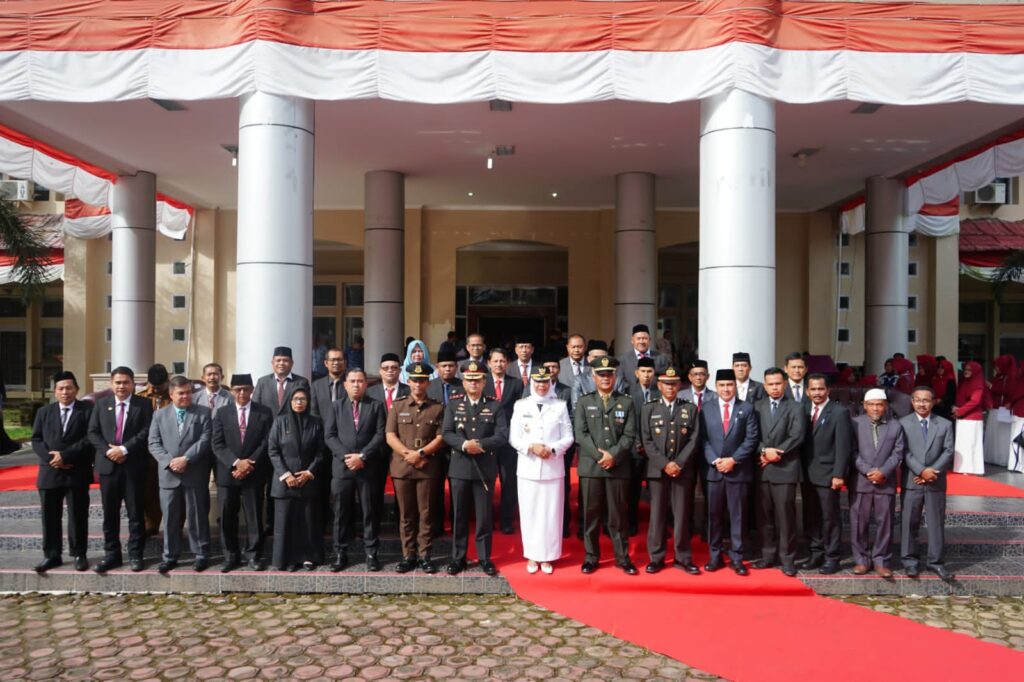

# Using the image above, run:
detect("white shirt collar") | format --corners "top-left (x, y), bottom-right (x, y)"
top-left (720, 397), bottom-right (735, 410)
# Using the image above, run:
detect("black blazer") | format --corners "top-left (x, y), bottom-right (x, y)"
top-left (324, 396), bottom-right (386, 479)
top-left (442, 396), bottom-right (509, 481)
top-left (699, 398), bottom-right (760, 483)
top-left (640, 398), bottom-right (699, 477)
top-left (211, 401), bottom-right (274, 488)
top-left (784, 381), bottom-right (811, 405)
top-left (268, 415), bottom-right (324, 498)
top-left (740, 379), bottom-right (767, 404)
top-left (33, 400), bottom-right (94, 489)
top-left (365, 381), bottom-right (410, 408)
top-left (309, 375), bottom-right (345, 420)
top-left (753, 396), bottom-right (807, 484)
top-left (88, 394), bottom-right (154, 475)
top-left (426, 377), bottom-right (462, 405)
top-left (801, 400), bottom-right (853, 487)
top-left (253, 373), bottom-right (311, 416)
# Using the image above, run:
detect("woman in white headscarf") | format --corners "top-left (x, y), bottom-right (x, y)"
top-left (509, 367), bottom-right (574, 574)
top-left (399, 339), bottom-right (437, 384)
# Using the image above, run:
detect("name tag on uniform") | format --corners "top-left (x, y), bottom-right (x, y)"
top-left (399, 412), bottom-right (411, 417)
top-left (586, 406), bottom-right (598, 411)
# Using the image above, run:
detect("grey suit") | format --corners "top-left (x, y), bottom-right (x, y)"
top-left (148, 404), bottom-right (213, 562)
top-left (850, 415), bottom-right (905, 568)
top-left (618, 351), bottom-right (669, 388)
top-left (899, 412), bottom-right (954, 570)
top-left (253, 373), bottom-right (311, 416)
top-left (192, 387), bottom-right (231, 414)
top-left (752, 397), bottom-right (806, 569)
top-left (559, 357), bottom-right (588, 389)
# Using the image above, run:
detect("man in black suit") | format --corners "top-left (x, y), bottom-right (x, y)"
top-left (699, 369), bottom-right (759, 575)
top-left (87, 366), bottom-right (154, 573)
top-left (32, 371), bottom-right (94, 573)
top-left (427, 350), bottom-right (461, 537)
top-left (732, 352), bottom-right (766, 404)
top-left (800, 373), bottom-right (852, 574)
top-left (484, 347), bottom-right (523, 533)
top-left (627, 357), bottom-right (659, 536)
top-left (365, 352), bottom-right (409, 523)
top-left (212, 373), bottom-right (274, 572)
top-left (325, 368), bottom-right (386, 571)
top-left (783, 352), bottom-right (810, 404)
top-left (618, 324), bottom-right (669, 389)
top-left (640, 366), bottom-right (700, 574)
top-left (310, 347), bottom-right (347, 542)
top-left (442, 360), bottom-right (509, 576)
top-left (752, 368), bottom-right (806, 576)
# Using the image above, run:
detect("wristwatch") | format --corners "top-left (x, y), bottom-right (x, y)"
top-left (418, 449), bottom-right (426, 459)
top-left (358, 453), bottom-right (367, 462)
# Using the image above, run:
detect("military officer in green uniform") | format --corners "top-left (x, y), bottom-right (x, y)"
top-left (640, 366), bottom-right (702, 575)
top-left (441, 360), bottom-right (509, 577)
top-left (573, 356), bottom-right (638, 575)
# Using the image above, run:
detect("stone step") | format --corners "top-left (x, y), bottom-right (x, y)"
top-left (799, 557), bottom-right (1024, 596)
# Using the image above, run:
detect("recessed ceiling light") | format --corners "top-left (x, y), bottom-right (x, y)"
top-left (551, 192), bottom-right (559, 198)
top-left (467, 191), bottom-right (475, 197)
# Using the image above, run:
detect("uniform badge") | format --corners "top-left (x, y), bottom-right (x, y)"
top-left (655, 428), bottom-right (662, 435)
top-left (614, 410), bottom-right (625, 419)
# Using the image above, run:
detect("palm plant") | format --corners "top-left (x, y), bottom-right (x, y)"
top-left (0, 197), bottom-right (52, 303)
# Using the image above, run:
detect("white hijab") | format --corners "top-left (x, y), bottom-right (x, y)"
top-left (527, 379), bottom-right (557, 405)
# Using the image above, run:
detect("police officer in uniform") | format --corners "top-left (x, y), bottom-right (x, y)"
top-left (640, 366), bottom-right (701, 574)
top-left (385, 362), bottom-right (446, 574)
top-left (573, 356), bottom-right (638, 575)
top-left (441, 360), bottom-right (509, 576)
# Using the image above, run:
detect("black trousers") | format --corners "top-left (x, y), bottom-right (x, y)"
top-left (39, 486), bottom-right (90, 560)
top-left (627, 455), bottom-right (645, 531)
top-left (497, 448), bottom-right (518, 529)
top-left (563, 446), bottom-right (575, 532)
top-left (99, 469), bottom-right (146, 561)
top-left (755, 480), bottom-right (797, 568)
top-left (217, 484), bottom-right (265, 561)
top-left (579, 476), bottom-right (629, 564)
top-left (900, 489), bottom-right (947, 569)
top-left (272, 496), bottom-right (317, 568)
top-left (332, 474), bottom-right (379, 556)
top-left (647, 473), bottom-right (695, 564)
top-left (706, 480), bottom-right (748, 565)
top-left (430, 451), bottom-right (453, 537)
top-left (804, 483), bottom-right (842, 563)
top-left (450, 477), bottom-right (494, 564)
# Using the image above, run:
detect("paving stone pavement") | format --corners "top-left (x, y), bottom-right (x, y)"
top-left (834, 595), bottom-right (1024, 650)
top-left (0, 593), bottom-right (723, 681)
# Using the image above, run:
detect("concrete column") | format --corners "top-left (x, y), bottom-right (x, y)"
top-left (698, 90), bottom-right (776, 375)
top-left (236, 92), bottom-right (314, 378)
top-left (931, 234), bottom-right (960, 362)
top-left (614, 172), bottom-right (657, 352)
top-left (864, 176), bottom-right (908, 374)
top-left (364, 170), bottom-right (405, 372)
top-left (110, 171), bottom-right (156, 375)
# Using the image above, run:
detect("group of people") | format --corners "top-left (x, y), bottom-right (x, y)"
top-left (31, 325), bottom-right (967, 582)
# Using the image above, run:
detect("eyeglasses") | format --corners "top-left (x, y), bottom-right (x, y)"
top-left (292, 397), bottom-right (309, 403)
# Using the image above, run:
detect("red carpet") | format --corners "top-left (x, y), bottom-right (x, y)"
top-left (0, 465), bottom-right (98, 491)
top-left (947, 472), bottom-right (1024, 498)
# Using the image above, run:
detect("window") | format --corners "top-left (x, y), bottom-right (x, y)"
top-left (172, 295), bottom-right (186, 309)
top-left (312, 317), bottom-right (336, 348)
top-left (344, 283), bottom-right (364, 307)
top-left (999, 301), bottom-right (1024, 324)
top-left (32, 183), bottom-right (50, 202)
top-left (908, 329), bottom-right (918, 344)
top-left (107, 261), bottom-right (112, 275)
top-left (658, 284), bottom-right (681, 309)
top-left (344, 316), bottom-right (364, 349)
top-left (837, 328), bottom-right (851, 343)
top-left (907, 296), bottom-right (918, 311)
top-left (838, 233), bottom-right (851, 247)
top-left (172, 362), bottom-right (186, 375)
top-left (105, 360), bottom-right (112, 374)
top-left (172, 261), bottom-right (186, 275)
top-left (0, 299), bottom-right (27, 318)
top-left (908, 262), bottom-right (918, 277)
top-left (838, 295), bottom-right (850, 310)
top-left (455, 286), bottom-right (468, 316)
top-left (41, 298), bottom-right (63, 318)
top-left (106, 295), bottom-right (112, 309)
top-left (837, 262), bottom-right (851, 276)
top-left (960, 301), bottom-right (988, 324)
top-left (908, 233), bottom-right (918, 248)
top-left (105, 328), bottom-right (111, 343)
top-left (0, 331), bottom-right (26, 385)
top-left (172, 328), bottom-right (186, 342)
top-left (313, 284), bottom-right (337, 307)
top-left (40, 328), bottom-right (62, 361)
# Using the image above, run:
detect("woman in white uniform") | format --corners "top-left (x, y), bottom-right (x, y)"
top-left (510, 367), bottom-right (574, 574)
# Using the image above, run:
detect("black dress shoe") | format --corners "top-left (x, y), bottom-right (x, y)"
top-left (581, 561), bottom-right (598, 574)
top-left (95, 557), bottom-right (122, 574)
top-left (703, 559), bottom-right (724, 573)
top-left (130, 559), bottom-right (145, 573)
top-left (34, 557), bottom-right (62, 573)
top-left (781, 565), bottom-right (798, 578)
top-left (395, 557), bottom-right (416, 574)
top-left (73, 556), bottom-right (88, 572)
top-left (732, 562), bottom-right (749, 576)
top-left (752, 559), bottom-right (774, 570)
top-left (447, 560), bottom-right (466, 576)
top-left (674, 561), bottom-right (701, 575)
top-left (158, 560), bottom-right (177, 574)
top-left (500, 525), bottom-right (514, 535)
top-left (418, 558), bottom-right (437, 574)
top-left (193, 557), bottom-right (210, 572)
top-left (366, 556), bottom-right (382, 572)
top-left (288, 564), bottom-right (299, 572)
top-left (819, 561), bottom-right (840, 575)
top-left (303, 561), bottom-right (315, 571)
top-left (628, 524), bottom-right (639, 537)
top-left (220, 557), bottom-right (240, 574)
top-left (645, 562), bottom-right (663, 574)
top-left (248, 558), bottom-right (266, 571)
top-left (617, 560), bottom-right (638, 576)
top-left (905, 564), bottom-right (921, 578)
top-left (330, 553), bottom-right (348, 572)
top-left (929, 565), bottom-right (954, 582)
top-left (802, 556), bottom-right (824, 570)
top-left (479, 560), bottom-right (498, 577)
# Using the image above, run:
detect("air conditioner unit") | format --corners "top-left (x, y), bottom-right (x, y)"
top-left (974, 181), bottom-right (1008, 205)
top-left (0, 179), bottom-right (32, 201)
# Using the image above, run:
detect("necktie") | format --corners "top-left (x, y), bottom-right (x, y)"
top-left (443, 383), bottom-right (450, 406)
top-left (115, 402), bottom-right (126, 445)
top-left (521, 365), bottom-right (528, 387)
top-left (643, 389), bottom-right (649, 403)
top-left (811, 405), bottom-right (820, 427)
top-left (794, 384), bottom-right (802, 402)
top-left (872, 421), bottom-right (880, 448)
top-left (353, 401), bottom-right (361, 428)
top-left (601, 394), bottom-right (610, 410)
top-left (176, 408), bottom-right (186, 435)
top-left (386, 388), bottom-right (394, 411)
top-left (722, 401), bottom-right (731, 434)
top-left (239, 407), bottom-right (247, 443)
top-left (696, 392), bottom-right (702, 411)
top-left (60, 407), bottom-right (70, 433)
top-left (331, 380), bottom-right (339, 402)
top-left (921, 418), bottom-right (929, 441)
top-left (771, 400), bottom-right (777, 417)
top-left (277, 377), bottom-right (286, 406)
top-left (574, 362), bottom-right (582, 377)
top-left (495, 379), bottom-right (503, 401)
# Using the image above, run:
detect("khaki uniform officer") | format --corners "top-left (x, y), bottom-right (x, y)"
top-left (386, 363), bottom-right (446, 574)
top-left (573, 356), bottom-right (638, 575)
